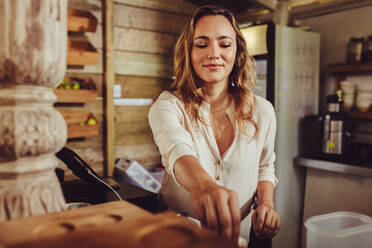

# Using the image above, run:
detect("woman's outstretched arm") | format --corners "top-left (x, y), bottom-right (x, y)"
top-left (174, 155), bottom-right (241, 244)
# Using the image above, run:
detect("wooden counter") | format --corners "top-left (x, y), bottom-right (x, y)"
top-left (0, 201), bottom-right (237, 248)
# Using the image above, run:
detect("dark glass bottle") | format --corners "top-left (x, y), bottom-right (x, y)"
top-left (348, 37), bottom-right (364, 63)
top-left (362, 35), bottom-right (372, 62)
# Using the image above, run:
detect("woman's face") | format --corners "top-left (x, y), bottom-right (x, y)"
top-left (191, 15), bottom-right (237, 87)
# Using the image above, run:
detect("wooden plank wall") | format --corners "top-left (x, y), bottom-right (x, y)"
top-left (113, 0), bottom-right (197, 166)
top-left (56, 0), bottom-right (104, 178)
top-left (57, 0), bottom-right (198, 178)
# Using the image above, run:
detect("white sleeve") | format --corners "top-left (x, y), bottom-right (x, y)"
top-left (148, 95), bottom-right (198, 186)
top-left (258, 104), bottom-right (278, 186)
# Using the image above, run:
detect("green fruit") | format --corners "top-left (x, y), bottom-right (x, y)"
top-left (58, 79), bottom-right (68, 89)
top-left (73, 83), bottom-right (80, 90)
top-left (60, 79), bottom-right (68, 86)
top-left (87, 118), bottom-right (97, 125)
top-left (64, 84), bottom-right (72, 90)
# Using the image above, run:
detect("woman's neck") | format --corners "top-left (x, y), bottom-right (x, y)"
top-left (202, 82), bottom-right (231, 110)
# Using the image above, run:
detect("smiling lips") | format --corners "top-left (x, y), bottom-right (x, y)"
top-left (203, 63), bottom-right (224, 70)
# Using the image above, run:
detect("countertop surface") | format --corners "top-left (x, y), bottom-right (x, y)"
top-left (294, 157), bottom-right (372, 178)
top-left (0, 201), bottom-right (238, 248)
top-left (61, 177), bottom-right (160, 213)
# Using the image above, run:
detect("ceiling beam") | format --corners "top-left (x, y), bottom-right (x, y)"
top-left (238, 0), bottom-right (372, 24)
top-left (238, 9), bottom-right (272, 24)
top-left (251, 0), bottom-right (278, 10)
top-left (273, 1), bottom-right (289, 25)
top-left (290, 0), bottom-right (372, 19)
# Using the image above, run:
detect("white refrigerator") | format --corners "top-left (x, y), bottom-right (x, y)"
top-left (241, 23), bottom-right (320, 248)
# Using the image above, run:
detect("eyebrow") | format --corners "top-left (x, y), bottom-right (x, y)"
top-left (194, 35), bottom-right (233, 41)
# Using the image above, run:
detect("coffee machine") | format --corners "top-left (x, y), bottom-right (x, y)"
top-left (301, 94), bottom-right (372, 165)
top-left (322, 94), bottom-right (349, 157)
top-left (300, 94), bottom-right (350, 161)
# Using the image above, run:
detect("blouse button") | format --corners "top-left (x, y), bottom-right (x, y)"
top-left (215, 161), bottom-right (221, 181)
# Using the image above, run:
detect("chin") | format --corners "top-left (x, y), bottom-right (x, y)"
top-left (197, 74), bottom-right (225, 84)
top-left (198, 67), bottom-right (232, 83)
top-left (201, 77), bottom-right (227, 85)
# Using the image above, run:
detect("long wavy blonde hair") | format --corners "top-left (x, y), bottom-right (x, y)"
top-left (170, 6), bottom-right (257, 134)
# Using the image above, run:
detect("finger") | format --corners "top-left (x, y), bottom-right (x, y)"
top-left (265, 213), bottom-right (277, 238)
top-left (266, 216), bottom-right (279, 238)
top-left (251, 209), bottom-right (256, 222)
top-left (251, 209), bottom-right (260, 238)
top-left (228, 191), bottom-right (241, 244)
top-left (216, 198), bottom-right (232, 239)
top-left (254, 207), bottom-right (267, 236)
top-left (192, 200), bottom-right (206, 227)
top-left (273, 216), bottom-right (280, 236)
top-left (270, 215), bottom-right (279, 238)
top-left (204, 195), bottom-right (218, 232)
top-left (261, 210), bottom-right (273, 237)
top-left (251, 209), bottom-right (257, 231)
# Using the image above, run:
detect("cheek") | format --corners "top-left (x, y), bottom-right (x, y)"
top-left (225, 49), bottom-right (237, 64)
top-left (191, 49), bottom-right (203, 75)
top-left (191, 49), bottom-right (202, 66)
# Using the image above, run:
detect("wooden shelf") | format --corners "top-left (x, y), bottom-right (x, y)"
top-left (67, 124), bottom-right (99, 139)
top-left (60, 112), bottom-right (91, 124)
top-left (59, 111), bottom-right (99, 139)
top-left (328, 62), bottom-right (372, 73)
top-left (54, 89), bottom-right (98, 103)
top-left (68, 9), bottom-right (97, 32)
top-left (62, 9), bottom-right (100, 141)
top-left (67, 40), bottom-right (98, 65)
top-left (347, 110), bottom-right (372, 120)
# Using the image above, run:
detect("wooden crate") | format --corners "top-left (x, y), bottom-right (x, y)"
top-left (61, 112), bottom-right (91, 124)
top-left (67, 40), bottom-right (99, 65)
top-left (54, 89), bottom-right (98, 103)
top-left (67, 124), bottom-right (99, 139)
top-left (59, 111), bottom-right (99, 139)
top-left (68, 9), bottom-right (98, 32)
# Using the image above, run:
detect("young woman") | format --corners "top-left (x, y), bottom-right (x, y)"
top-left (148, 6), bottom-right (280, 244)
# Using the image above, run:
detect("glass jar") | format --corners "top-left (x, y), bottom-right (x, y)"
top-left (362, 35), bottom-right (372, 62)
top-left (347, 37), bottom-right (364, 63)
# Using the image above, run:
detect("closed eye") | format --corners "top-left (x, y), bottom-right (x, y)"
top-left (195, 44), bottom-right (207, 48)
top-left (220, 44), bottom-right (231, 48)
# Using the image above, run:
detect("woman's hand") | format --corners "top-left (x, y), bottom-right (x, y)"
top-left (189, 181), bottom-right (241, 244)
top-left (172, 155), bottom-right (241, 244)
top-left (251, 203), bottom-right (280, 239)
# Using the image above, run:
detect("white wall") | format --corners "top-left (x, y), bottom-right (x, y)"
top-left (293, 6), bottom-right (372, 247)
top-left (301, 6), bottom-right (372, 112)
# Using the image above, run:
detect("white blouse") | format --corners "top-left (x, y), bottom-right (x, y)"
top-left (148, 91), bottom-right (277, 238)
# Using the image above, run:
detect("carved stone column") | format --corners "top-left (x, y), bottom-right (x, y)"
top-left (0, 0), bottom-right (67, 221)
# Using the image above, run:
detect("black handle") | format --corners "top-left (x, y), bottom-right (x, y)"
top-left (55, 147), bottom-right (101, 182)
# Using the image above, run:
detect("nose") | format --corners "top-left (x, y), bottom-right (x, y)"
top-left (207, 42), bottom-right (220, 59)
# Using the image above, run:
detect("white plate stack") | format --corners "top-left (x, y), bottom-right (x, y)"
top-left (340, 80), bottom-right (356, 110)
top-left (356, 83), bottom-right (372, 112)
